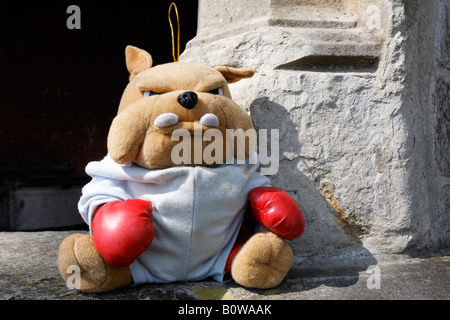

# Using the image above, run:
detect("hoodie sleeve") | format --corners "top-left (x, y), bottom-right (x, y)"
top-left (78, 159), bottom-right (134, 230)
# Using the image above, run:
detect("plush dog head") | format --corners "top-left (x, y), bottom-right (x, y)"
top-left (107, 46), bottom-right (256, 169)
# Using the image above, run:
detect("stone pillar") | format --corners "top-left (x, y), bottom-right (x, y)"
top-left (181, 0), bottom-right (450, 258)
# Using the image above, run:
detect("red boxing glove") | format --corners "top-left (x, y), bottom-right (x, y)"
top-left (247, 187), bottom-right (305, 240)
top-left (92, 199), bottom-right (154, 268)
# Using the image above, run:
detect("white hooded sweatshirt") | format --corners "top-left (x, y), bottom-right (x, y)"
top-left (78, 154), bottom-right (270, 284)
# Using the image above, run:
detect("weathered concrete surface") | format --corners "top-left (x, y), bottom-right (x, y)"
top-left (180, 0), bottom-right (450, 256)
top-left (0, 231), bottom-right (448, 300)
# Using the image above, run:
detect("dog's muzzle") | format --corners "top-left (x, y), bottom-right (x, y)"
top-left (154, 113), bottom-right (219, 128)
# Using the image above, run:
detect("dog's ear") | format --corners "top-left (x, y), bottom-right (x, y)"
top-left (125, 46), bottom-right (153, 80)
top-left (215, 66), bottom-right (254, 84)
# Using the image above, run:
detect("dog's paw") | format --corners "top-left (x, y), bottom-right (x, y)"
top-left (231, 231), bottom-right (293, 289)
top-left (57, 234), bottom-right (131, 293)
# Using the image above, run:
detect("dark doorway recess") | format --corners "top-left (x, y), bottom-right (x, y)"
top-left (0, 1), bottom-right (198, 230)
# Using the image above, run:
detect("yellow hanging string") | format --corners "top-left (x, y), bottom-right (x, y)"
top-left (168, 2), bottom-right (180, 62)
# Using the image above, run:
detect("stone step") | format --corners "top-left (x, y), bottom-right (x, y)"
top-left (274, 27), bottom-right (380, 71)
top-left (269, 5), bottom-right (359, 29)
top-left (267, 6), bottom-right (380, 70)
top-left (297, 27), bottom-right (379, 44)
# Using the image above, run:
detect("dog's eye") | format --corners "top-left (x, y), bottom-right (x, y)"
top-left (143, 90), bottom-right (159, 97)
top-left (209, 88), bottom-right (223, 96)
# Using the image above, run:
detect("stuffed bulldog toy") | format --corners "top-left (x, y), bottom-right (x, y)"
top-left (58, 46), bottom-right (305, 293)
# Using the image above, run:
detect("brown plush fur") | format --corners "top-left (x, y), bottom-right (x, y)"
top-left (110, 55), bottom-right (256, 169)
top-left (58, 234), bottom-right (132, 293)
top-left (231, 231), bottom-right (293, 288)
top-left (57, 46), bottom-right (292, 292)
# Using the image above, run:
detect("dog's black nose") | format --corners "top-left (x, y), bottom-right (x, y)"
top-left (177, 91), bottom-right (198, 109)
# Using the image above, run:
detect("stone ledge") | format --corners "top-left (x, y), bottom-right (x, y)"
top-left (0, 231), bottom-right (448, 300)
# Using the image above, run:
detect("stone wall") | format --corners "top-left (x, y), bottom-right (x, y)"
top-left (180, 0), bottom-right (449, 257)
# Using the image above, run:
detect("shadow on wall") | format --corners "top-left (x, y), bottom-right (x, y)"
top-left (250, 97), bottom-right (377, 291)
